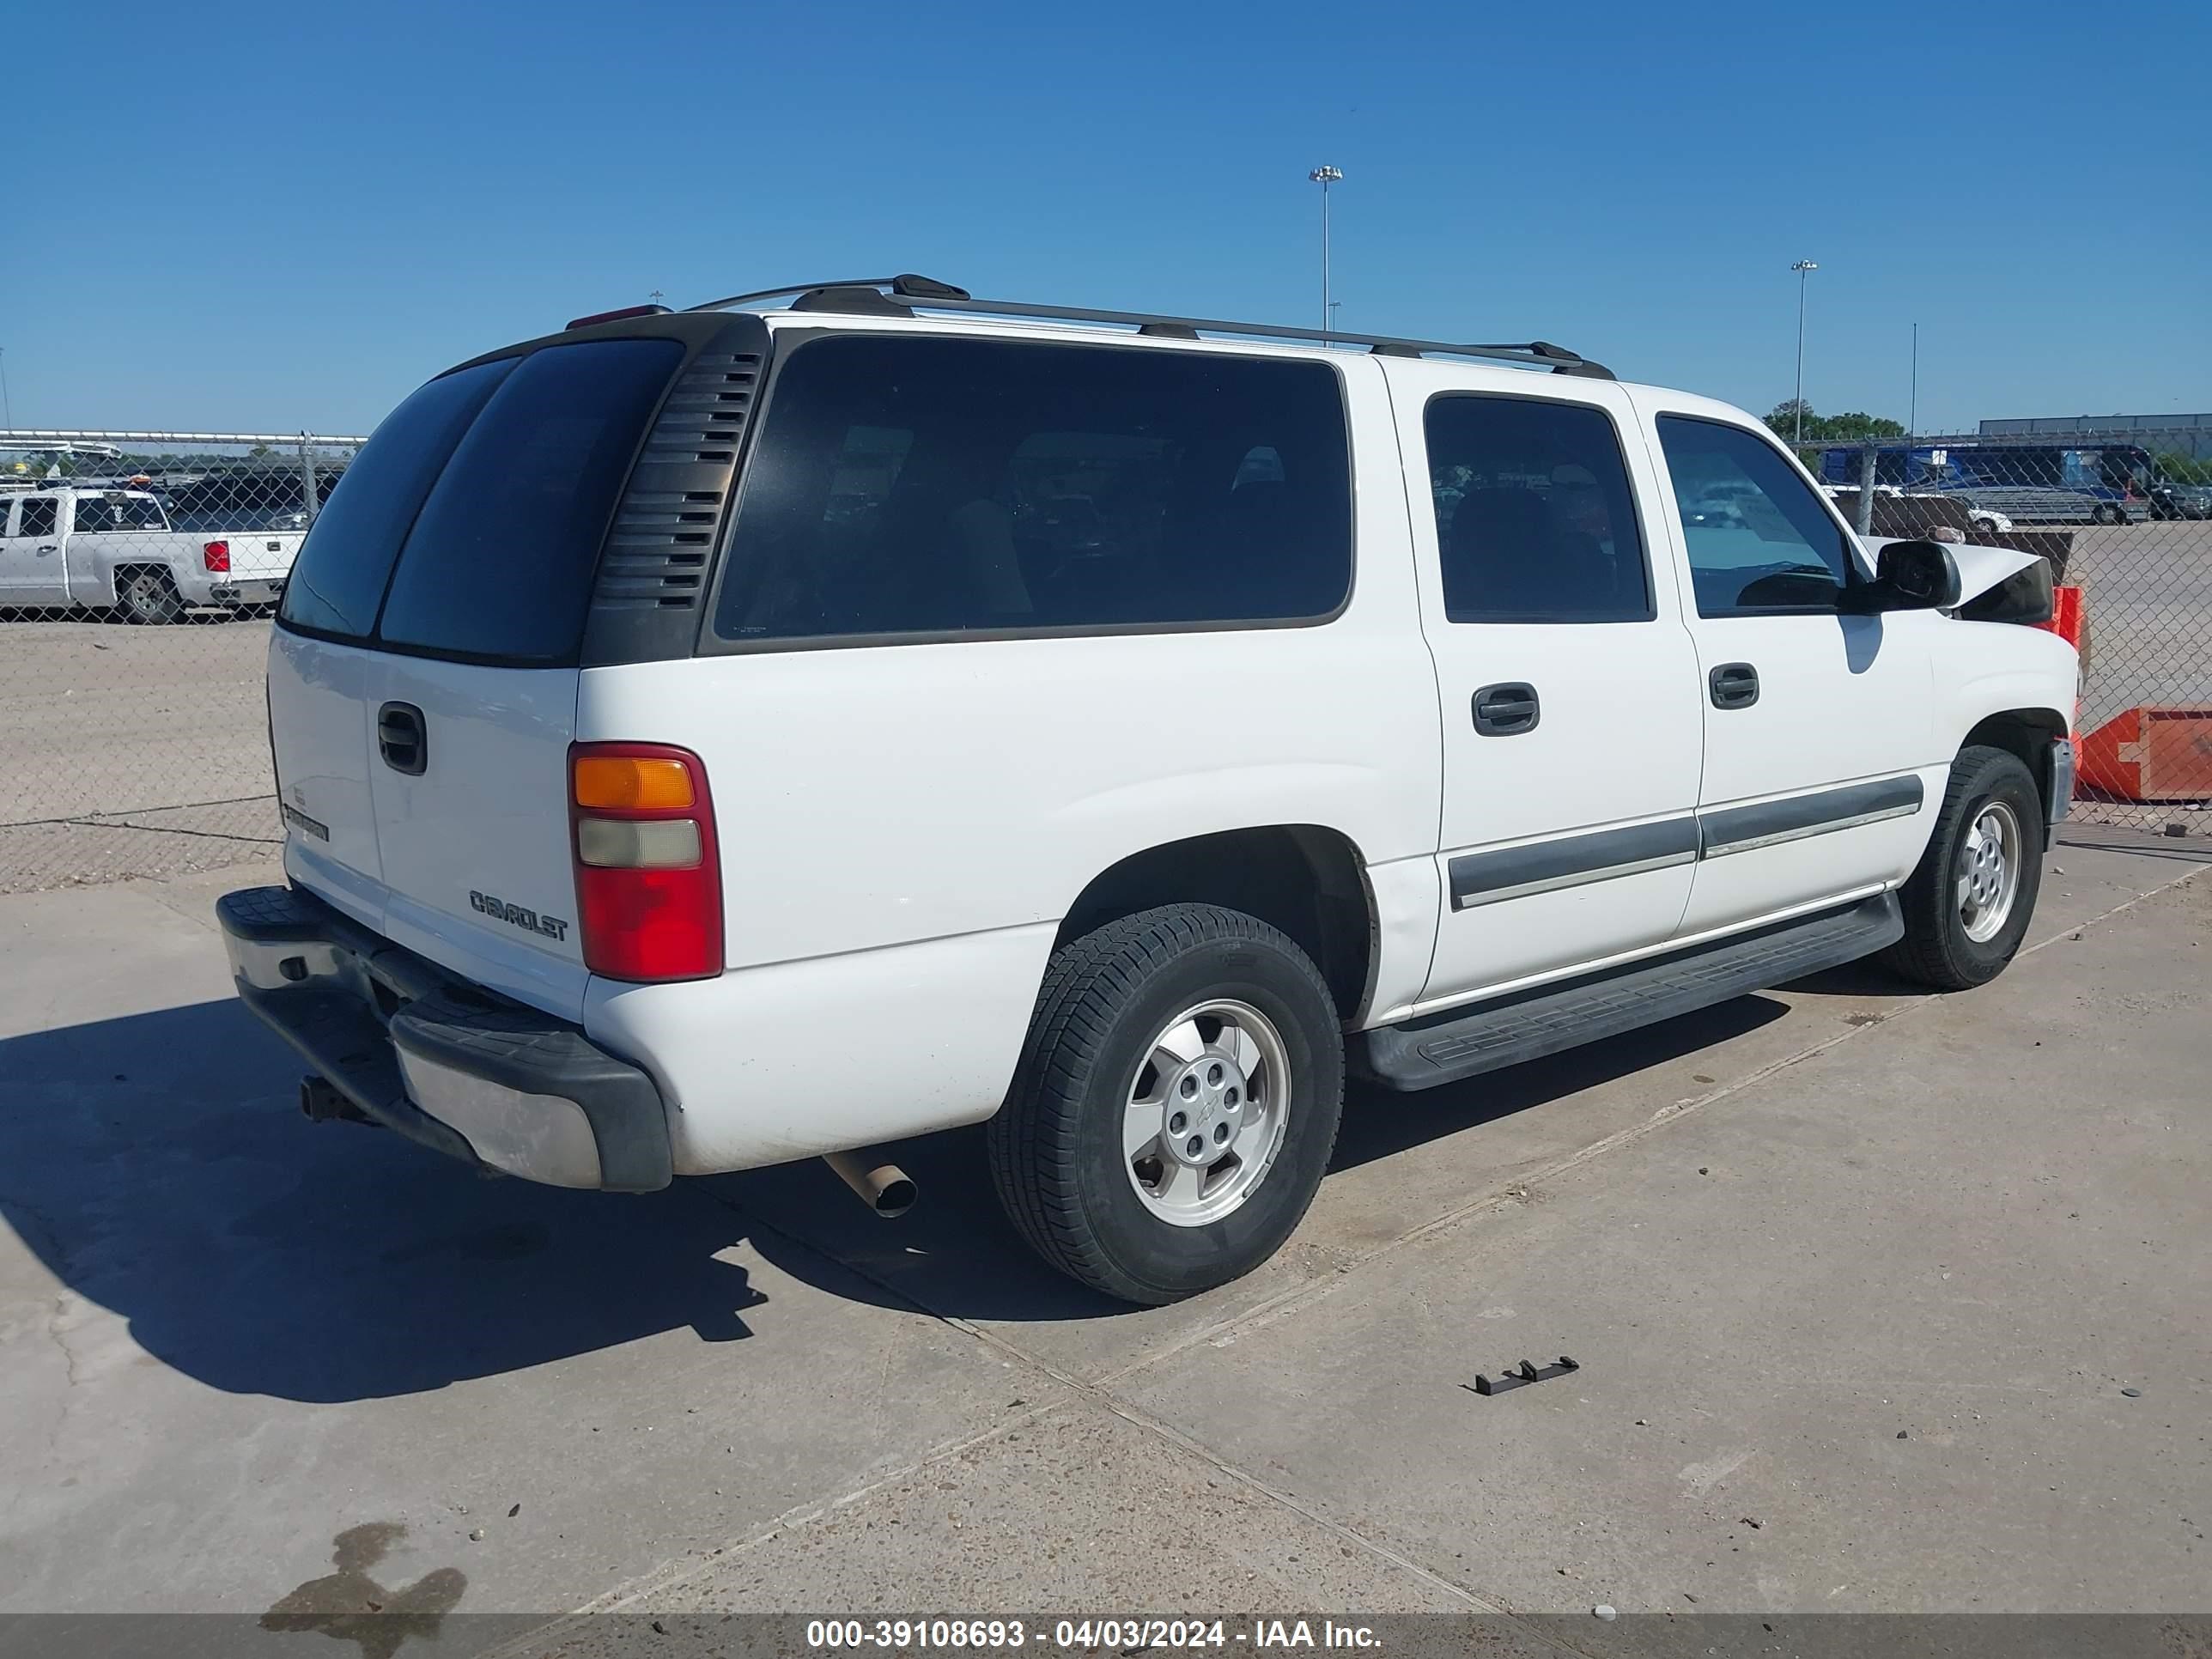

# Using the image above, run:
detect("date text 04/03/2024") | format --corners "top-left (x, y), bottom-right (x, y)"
top-left (796, 1627), bottom-right (1380, 1654)
top-left (805, 1620), bottom-right (1382, 1650)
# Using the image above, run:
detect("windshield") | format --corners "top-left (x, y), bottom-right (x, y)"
top-left (73, 494), bottom-right (168, 532)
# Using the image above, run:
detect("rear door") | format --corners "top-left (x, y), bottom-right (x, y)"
top-left (1, 495), bottom-right (67, 603)
top-left (1387, 366), bottom-right (1706, 1006)
top-left (269, 357), bottom-right (518, 929)
top-left (362, 336), bottom-right (684, 1018)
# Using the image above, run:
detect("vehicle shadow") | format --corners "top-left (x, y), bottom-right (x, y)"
top-left (710, 991), bottom-right (1795, 1322)
top-left (0, 999), bottom-right (775, 1404)
top-left (0, 988), bottom-right (1796, 1396)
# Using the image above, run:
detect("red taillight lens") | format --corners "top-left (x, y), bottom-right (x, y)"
top-left (202, 539), bottom-right (231, 572)
top-left (568, 742), bottom-right (722, 981)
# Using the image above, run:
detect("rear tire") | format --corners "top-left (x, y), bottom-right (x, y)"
top-left (118, 568), bottom-right (184, 625)
top-left (988, 904), bottom-right (1344, 1304)
top-left (1881, 745), bottom-right (2044, 990)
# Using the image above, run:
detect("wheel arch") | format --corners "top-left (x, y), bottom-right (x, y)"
top-left (1960, 707), bottom-right (2069, 827)
top-left (110, 562), bottom-right (179, 605)
top-left (1054, 824), bottom-right (1378, 1026)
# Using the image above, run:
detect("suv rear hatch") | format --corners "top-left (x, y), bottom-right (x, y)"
top-left (266, 310), bottom-right (767, 1020)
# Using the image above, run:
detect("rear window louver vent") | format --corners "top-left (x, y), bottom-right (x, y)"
top-left (592, 351), bottom-right (760, 613)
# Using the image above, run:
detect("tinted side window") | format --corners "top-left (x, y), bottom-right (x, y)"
top-left (280, 357), bottom-right (514, 639)
top-left (710, 335), bottom-right (1351, 644)
top-left (18, 498), bottom-right (58, 538)
top-left (1424, 394), bottom-right (1652, 623)
top-left (1656, 416), bottom-right (1855, 617)
top-left (377, 339), bottom-right (684, 662)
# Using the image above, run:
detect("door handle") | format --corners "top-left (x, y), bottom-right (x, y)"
top-left (37, 544), bottom-right (58, 554)
top-left (1472, 682), bottom-right (1540, 736)
top-left (376, 702), bottom-right (428, 775)
top-left (1709, 662), bottom-right (1760, 709)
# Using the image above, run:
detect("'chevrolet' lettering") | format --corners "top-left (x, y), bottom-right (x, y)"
top-left (468, 890), bottom-right (570, 942)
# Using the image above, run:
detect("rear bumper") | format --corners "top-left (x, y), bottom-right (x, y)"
top-left (216, 884), bottom-right (671, 1191)
top-left (210, 578), bottom-right (284, 605)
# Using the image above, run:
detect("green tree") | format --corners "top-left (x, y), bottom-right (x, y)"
top-left (1765, 403), bottom-right (1906, 443)
top-left (1766, 399), bottom-right (1815, 439)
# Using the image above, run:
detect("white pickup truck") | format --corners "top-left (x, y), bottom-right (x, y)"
top-left (0, 484), bottom-right (302, 620)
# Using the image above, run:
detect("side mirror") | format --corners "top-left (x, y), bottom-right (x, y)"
top-left (1844, 538), bottom-right (1962, 613)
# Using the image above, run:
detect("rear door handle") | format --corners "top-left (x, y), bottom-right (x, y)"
top-left (1472, 682), bottom-right (1540, 736)
top-left (377, 701), bottom-right (428, 775)
top-left (1709, 662), bottom-right (1760, 709)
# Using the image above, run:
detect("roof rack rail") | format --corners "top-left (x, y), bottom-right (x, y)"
top-left (687, 277), bottom-right (1613, 379)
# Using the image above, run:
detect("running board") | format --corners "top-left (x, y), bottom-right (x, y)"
top-left (1361, 894), bottom-right (1903, 1092)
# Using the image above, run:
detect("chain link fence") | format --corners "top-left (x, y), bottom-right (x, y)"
top-left (1811, 425), bottom-right (2212, 836)
top-left (1, 431), bottom-right (361, 890)
top-left (2, 421), bottom-right (2206, 895)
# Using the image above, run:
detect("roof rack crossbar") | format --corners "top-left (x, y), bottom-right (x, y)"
top-left (686, 274), bottom-right (971, 313)
top-left (690, 278), bottom-right (1611, 377)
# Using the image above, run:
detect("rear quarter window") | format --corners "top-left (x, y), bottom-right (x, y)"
top-left (709, 333), bottom-right (1352, 646)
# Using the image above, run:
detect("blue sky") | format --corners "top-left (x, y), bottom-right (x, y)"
top-left (9, 0), bottom-right (2206, 438)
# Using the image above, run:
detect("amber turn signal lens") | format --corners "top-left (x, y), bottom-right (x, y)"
top-left (573, 755), bottom-right (695, 811)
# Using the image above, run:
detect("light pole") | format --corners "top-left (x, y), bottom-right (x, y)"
top-left (1790, 259), bottom-right (1818, 443)
top-left (1908, 322), bottom-right (1918, 437)
top-left (0, 347), bottom-right (10, 428)
top-left (1309, 166), bottom-right (1343, 338)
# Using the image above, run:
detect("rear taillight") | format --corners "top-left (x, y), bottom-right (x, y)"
top-left (568, 742), bottom-right (722, 981)
top-left (202, 539), bottom-right (230, 573)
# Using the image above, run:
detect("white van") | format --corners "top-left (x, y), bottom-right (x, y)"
top-left (219, 277), bottom-right (2077, 1303)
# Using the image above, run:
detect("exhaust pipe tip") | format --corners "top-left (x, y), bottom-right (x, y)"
top-left (300, 1073), bottom-right (376, 1127)
top-left (823, 1150), bottom-right (916, 1218)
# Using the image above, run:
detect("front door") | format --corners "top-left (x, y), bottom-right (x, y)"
top-left (1637, 404), bottom-right (1940, 937)
top-left (1389, 368), bottom-right (1705, 1010)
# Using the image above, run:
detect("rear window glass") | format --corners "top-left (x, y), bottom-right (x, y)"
top-left (710, 334), bottom-right (1352, 644)
top-left (279, 357), bottom-right (514, 639)
top-left (376, 339), bottom-right (684, 662)
top-left (72, 494), bottom-right (167, 533)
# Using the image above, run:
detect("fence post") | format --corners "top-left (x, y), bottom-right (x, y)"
top-left (299, 433), bottom-right (319, 526)
top-left (1855, 443), bottom-right (1877, 536)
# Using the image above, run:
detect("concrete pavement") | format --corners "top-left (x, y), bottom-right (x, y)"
top-left (0, 833), bottom-right (2204, 1637)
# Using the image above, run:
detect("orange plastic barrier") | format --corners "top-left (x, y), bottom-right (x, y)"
top-left (2077, 706), bottom-right (2212, 803)
top-left (2036, 584), bottom-right (2084, 653)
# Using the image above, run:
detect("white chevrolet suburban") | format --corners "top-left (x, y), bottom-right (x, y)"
top-left (217, 276), bottom-right (2078, 1304)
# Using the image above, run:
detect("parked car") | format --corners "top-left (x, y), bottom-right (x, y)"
top-left (217, 278), bottom-right (2079, 1304)
top-left (1820, 483), bottom-right (2014, 538)
top-left (0, 484), bottom-right (301, 619)
top-left (2150, 481), bottom-right (2212, 520)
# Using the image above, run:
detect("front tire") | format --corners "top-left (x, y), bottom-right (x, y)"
top-left (988, 904), bottom-right (1344, 1304)
top-left (1881, 745), bottom-right (2044, 990)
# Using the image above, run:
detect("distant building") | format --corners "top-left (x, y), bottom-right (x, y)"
top-left (1980, 413), bottom-right (2212, 461)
